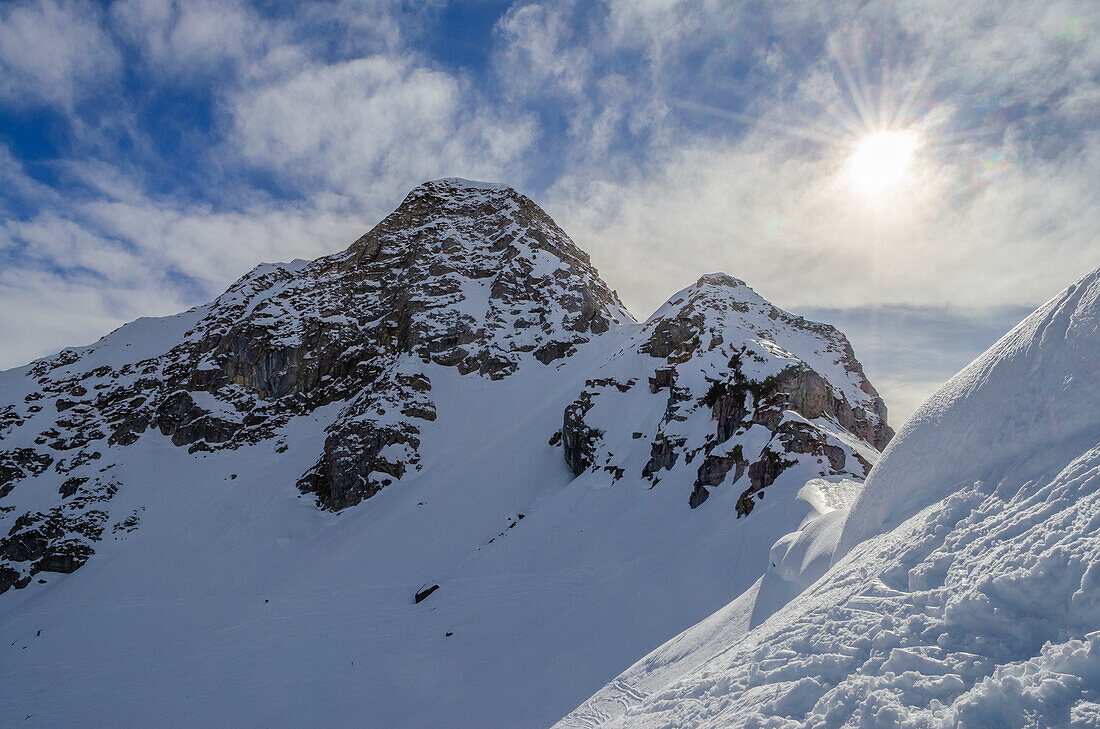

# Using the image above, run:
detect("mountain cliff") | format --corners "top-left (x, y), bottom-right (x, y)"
top-left (0, 179), bottom-right (892, 728)
top-left (560, 272), bottom-right (889, 516)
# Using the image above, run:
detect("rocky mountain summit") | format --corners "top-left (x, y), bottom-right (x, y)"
top-left (0, 178), bottom-right (890, 604)
top-left (559, 272), bottom-right (891, 516)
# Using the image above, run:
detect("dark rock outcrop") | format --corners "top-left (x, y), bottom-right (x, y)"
top-left (0, 503), bottom-right (108, 594)
top-left (563, 394), bottom-right (601, 475)
top-left (689, 484), bottom-right (711, 509)
top-left (0, 449), bottom-right (53, 499)
top-left (559, 274), bottom-right (892, 513)
top-left (415, 584), bottom-right (440, 604)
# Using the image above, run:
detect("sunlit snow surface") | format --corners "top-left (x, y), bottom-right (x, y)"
top-left (0, 349), bottom-right (853, 728)
top-left (557, 268), bottom-right (1100, 729)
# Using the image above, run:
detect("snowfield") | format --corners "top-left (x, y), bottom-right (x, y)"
top-left (556, 268), bottom-right (1100, 728)
top-left (0, 342), bottom-right (866, 729)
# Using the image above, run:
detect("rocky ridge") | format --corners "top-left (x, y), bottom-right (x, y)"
top-left (0, 179), bottom-right (890, 594)
top-left (559, 273), bottom-right (891, 516)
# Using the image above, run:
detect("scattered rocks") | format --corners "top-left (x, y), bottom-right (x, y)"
top-left (0, 449), bottom-right (53, 499)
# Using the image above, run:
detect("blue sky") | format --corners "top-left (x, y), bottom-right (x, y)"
top-left (1, 0), bottom-right (1097, 423)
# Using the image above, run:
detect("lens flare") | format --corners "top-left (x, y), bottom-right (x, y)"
top-left (844, 130), bottom-right (919, 198)
top-left (973, 147), bottom-right (1020, 186)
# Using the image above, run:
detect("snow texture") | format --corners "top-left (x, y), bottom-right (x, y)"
top-left (840, 267), bottom-right (1100, 552)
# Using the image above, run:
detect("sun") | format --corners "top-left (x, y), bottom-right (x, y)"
top-left (844, 129), bottom-right (920, 199)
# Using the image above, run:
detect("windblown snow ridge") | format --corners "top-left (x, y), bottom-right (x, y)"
top-left (839, 266), bottom-right (1100, 553)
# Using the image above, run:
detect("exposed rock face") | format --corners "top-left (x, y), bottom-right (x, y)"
top-left (0, 449), bottom-right (52, 499)
top-left (0, 479), bottom-right (114, 590)
top-left (296, 367), bottom-right (434, 510)
top-left (559, 273), bottom-right (892, 514)
top-left (0, 179), bottom-right (889, 594)
top-left (0, 179), bottom-right (631, 589)
top-left (285, 179), bottom-right (629, 508)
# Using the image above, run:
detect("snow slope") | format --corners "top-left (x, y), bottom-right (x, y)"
top-left (556, 267), bottom-right (1100, 729)
top-left (840, 267), bottom-right (1100, 552)
top-left (0, 342), bottom-right (864, 729)
top-left (0, 180), bottom-right (891, 728)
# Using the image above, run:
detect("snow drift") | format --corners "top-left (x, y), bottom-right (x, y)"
top-left (840, 266), bottom-right (1100, 553)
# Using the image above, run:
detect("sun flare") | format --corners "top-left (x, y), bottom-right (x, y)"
top-left (845, 129), bottom-right (920, 198)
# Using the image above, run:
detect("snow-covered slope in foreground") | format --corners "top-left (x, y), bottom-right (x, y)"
top-left (556, 268), bottom-right (1100, 729)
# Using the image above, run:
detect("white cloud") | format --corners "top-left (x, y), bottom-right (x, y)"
top-left (228, 54), bottom-right (536, 198)
top-left (493, 2), bottom-right (672, 164)
top-left (508, 0), bottom-right (1100, 320)
top-left (76, 197), bottom-right (359, 288)
top-left (0, 140), bottom-right (372, 370)
top-left (0, 184), bottom-right (371, 370)
top-left (0, 0), bottom-right (121, 109)
top-left (2, 214), bottom-right (142, 278)
top-left (495, 3), bottom-right (591, 98)
top-left (0, 268), bottom-right (181, 370)
top-left (604, 0), bottom-right (719, 56)
top-left (110, 0), bottom-right (269, 74)
top-left (549, 124), bottom-right (1100, 320)
top-left (108, 0), bottom-right (434, 85)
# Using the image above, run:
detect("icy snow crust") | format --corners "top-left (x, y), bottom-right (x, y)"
top-left (0, 180), bottom-right (889, 728)
top-left (556, 268), bottom-right (1100, 729)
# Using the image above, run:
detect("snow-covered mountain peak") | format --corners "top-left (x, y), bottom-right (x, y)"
top-left (346, 176), bottom-right (601, 274)
top-left (693, 271), bottom-right (748, 288)
top-left (0, 179), bottom-right (641, 585)
top-left (338, 176), bottom-right (630, 348)
top-left (421, 177), bottom-right (514, 192)
top-left (640, 273), bottom-right (891, 449)
top-left (560, 268), bottom-right (892, 514)
top-left (378, 176), bottom-right (518, 219)
top-left (0, 179), bottom-right (906, 728)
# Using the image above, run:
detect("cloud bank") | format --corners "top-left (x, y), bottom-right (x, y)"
top-left (1, 0), bottom-right (1097, 421)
